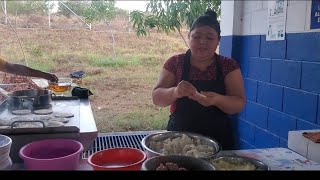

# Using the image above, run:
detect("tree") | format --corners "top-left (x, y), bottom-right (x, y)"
top-left (130, 0), bottom-right (221, 47)
top-left (57, 0), bottom-right (116, 23)
top-left (57, 1), bottom-right (88, 18)
top-left (5, 1), bottom-right (48, 15)
top-left (82, 0), bottom-right (116, 23)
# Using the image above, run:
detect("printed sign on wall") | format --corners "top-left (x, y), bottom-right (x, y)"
top-left (311, 0), bottom-right (320, 29)
top-left (266, 0), bottom-right (288, 41)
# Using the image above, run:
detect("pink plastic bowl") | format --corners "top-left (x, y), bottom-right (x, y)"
top-left (19, 139), bottom-right (84, 170)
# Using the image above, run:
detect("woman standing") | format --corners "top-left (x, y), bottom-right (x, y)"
top-left (152, 10), bottom-right (246, 150)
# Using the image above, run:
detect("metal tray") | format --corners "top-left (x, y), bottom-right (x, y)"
top-left (0, 98), bottom-right (81, 135)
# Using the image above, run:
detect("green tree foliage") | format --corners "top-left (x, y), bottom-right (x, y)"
top-left (57, 0), bottom-right (116, 23)
top-left (130, 0), bottom-right (221, 37)
top-left (5, 1), bottom-right (48, 15)
top-left (57, 1), bottom-right (88, 18)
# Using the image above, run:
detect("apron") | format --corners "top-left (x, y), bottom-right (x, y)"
top-left (166, 49), bottom-right (235, 150)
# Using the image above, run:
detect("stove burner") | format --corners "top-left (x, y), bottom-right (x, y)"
top-left (10, 104), bottom-right (52, 115)
top-left (32, 104), bottom-right (52, 111)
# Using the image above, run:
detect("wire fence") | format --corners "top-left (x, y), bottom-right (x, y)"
top-left (0, 12), bottom-right (132, 33)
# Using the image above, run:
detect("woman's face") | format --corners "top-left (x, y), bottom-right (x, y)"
top-left (188, 26), bottom-right (219, 61)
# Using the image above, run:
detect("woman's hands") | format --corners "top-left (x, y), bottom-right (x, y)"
top-left (189, 91), bottom-right (221, 107)
top-left (174, 80), bottom-right (221, 107)
top-left (173, 80), bottom-right (198, 98)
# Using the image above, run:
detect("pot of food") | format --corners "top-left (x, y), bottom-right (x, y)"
top-left (7, 89), bottom-right (53, 111)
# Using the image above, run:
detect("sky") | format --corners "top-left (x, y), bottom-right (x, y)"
top-left (49, 1), bottom-right (148, 13)
top-left (115, 1), bottom-right (148, 11)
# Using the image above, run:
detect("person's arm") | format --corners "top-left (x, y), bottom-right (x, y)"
top-left (2, 61), bottom-right (58, 82)
top-left (152, 68), bottom-right (197, 107)
top-left (190, 69), bottom-right (246, 114)
top-left (152, 68), bottom-right (178, 107)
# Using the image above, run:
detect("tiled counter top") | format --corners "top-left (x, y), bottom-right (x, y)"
top-left (222, 147), bottom-right (320, 170)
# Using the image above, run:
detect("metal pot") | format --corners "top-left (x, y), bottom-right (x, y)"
top-left (8, 89), bottom-right (53, 111)
top-left (141, 131), bottom-right (221, 159)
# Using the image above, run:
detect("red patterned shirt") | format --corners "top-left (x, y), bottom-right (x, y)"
top-left (163, 53), bottom-right (240, 113)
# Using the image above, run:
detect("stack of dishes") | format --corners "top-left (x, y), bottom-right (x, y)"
top-left (0, 134), bottom-right (12, 170)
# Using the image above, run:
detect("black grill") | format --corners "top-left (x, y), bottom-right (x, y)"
top-left (82, 133), bottom-right (150, 159)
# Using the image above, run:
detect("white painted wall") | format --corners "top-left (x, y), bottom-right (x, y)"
top-left (221, 0), bottom-right (320, 36)
top-left (220, 1), bottom-right (235, 36)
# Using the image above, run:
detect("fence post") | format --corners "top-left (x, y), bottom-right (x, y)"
top-left (4, 0), bottom-right (7, 25)
top-left (128, 10), bottom-right (131, 32)
top-left (48, 1), bottom-right (51, 28)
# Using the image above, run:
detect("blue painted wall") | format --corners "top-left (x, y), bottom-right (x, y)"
top-left (220, 32), bottom-right (320, 149)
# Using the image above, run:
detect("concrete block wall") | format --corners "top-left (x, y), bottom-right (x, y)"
top-left (220, 0), bottom-right (320, 149)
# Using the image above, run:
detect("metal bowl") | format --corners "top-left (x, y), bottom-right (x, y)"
top-left (210, 155), bottom-right (269, 171)
top-left (141, 155), bottom-right (216, 171)
top-left (141, 131), bottom-right (221, 159)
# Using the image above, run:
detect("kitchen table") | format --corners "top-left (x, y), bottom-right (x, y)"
top-left (7, 147), bottom-right (320, 170)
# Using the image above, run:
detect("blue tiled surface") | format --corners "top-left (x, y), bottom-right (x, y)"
top-left (318, 96), bottom-right (320, 126)
top-left (221, 32), bottom-right (320, 150)
top-left (271, 60), bottom-right (301, 89)
top-left (238, 120), bottom-right (255, 145)
top-left (287, 32), bottom-right (320, 62)
top-left (279, 138), bottom-right (288, 148)
top-left (283, 88), bottom-right (318, 123)
top-left (220, 36), bottom-right (233, 57)
top-left (248, 57), bottom-right (271, 82)
top-left (238, 107), bottom-right (246, 120)
top-left (246, 101), bottom-right (268, 129)
top-left (254, 127), bottom-right (280, 148)
top-left (268, 109), bottom-right (296, 140)
top-left (260, 35), bottom-right (286, 59)
top-left (301, 62), bottom-right (320, 94)
top-left (257, 82), bottom-right (283, 111)
top-left (239, 139), bottom-right (256, 149)
top-left (244, 78), bottom-right (257, 102)
top-left (236, 36), bottom-right (261, 78)
top-left (297, 119), bottom-right (320, 130)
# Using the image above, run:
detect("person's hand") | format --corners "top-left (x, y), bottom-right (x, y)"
top-left (190, 91), bottom-right (221, 107)
top-left (173, 80), bottom-right (197, 98)
top-left (46, 73), bottom-right (58, 83)
top-left (189, 91), bottom-right (206, 102)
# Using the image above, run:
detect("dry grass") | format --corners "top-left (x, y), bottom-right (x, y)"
top-left (0, 15), bottom-right (188, 133)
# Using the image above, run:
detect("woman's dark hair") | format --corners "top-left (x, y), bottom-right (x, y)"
top-left (190, 9), bottom-right (220, 38)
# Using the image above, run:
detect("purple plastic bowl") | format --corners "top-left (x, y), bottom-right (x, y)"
top-left (19, 139), bottom-right (84, 170)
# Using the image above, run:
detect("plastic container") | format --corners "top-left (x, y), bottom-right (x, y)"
top-left (0, 134), bottom-right (12, 170)
top-left (19, 139), bottom-right (84, 170)
top-left (87, 148), bottom-right (146, 170)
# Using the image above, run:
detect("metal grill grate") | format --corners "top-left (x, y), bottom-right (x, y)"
top-left (82, 133), bottom-right (149, 159)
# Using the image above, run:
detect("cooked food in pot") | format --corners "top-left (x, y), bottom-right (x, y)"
top-left (211, 159), bottom-right (256, 170)
top-left (149, 134), bottom-right (214, 158)
top-left (156, 162), bottom-right (187, 171)
top-left (210, 156), bottom-right (269, 171)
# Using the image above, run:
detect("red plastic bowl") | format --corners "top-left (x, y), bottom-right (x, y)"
top-left (19, 139), bottom-right (84, 170)
top-left (88, 148), bottom-right (147, 171)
